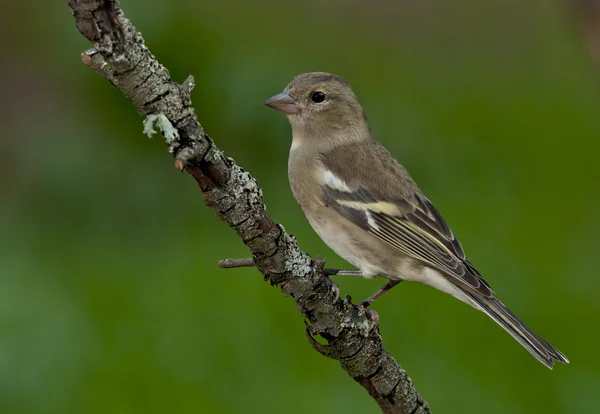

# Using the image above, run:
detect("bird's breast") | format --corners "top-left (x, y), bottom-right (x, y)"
top-left (287, 148), bottom-right (322, 205)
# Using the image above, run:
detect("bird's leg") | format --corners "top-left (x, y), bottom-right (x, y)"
top-left (314, 256), bottom-right (362, 276)
top-left (323, 269), bottom-right (363, 276)
top-left (219, 257), bottom-right (362, 277)
top-left (313, 257), bottom-right (362, 301)
top-left (359, 280), bottom-right (402, 309)
top-left (219, 257), bottom-right (362, 302)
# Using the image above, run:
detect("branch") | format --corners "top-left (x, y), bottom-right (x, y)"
top-left (66, 1), bottom-right (430, 412)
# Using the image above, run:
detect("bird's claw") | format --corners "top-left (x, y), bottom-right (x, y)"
top-left (315, 256), bottom-right (340, 301)
top-left (331, 283), bottom-right (340, 302)
top-left (358, 303), bottom-right (379, 327)
top-left (314, 256), bottom-right (327, 270)
top-left (344, 296), bottom-right (379, 329)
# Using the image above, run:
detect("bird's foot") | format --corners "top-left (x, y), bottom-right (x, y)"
top-left (357, 300), bottom-right (379, 325)
top-left (314, 256), bottom-right (343, 302)
top-left (331, 283), bottom-right (341, 302)
top-left (342, 296), bottom-right (379, 328)
top-left (314, 256), bottom-right (327, 270)
top-left (360, 307), bottom-right (379, 327)
top-left (358, 279), bottom-right (403, 309)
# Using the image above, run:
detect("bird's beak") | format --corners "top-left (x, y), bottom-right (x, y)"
top-left (264, 90), bottom-right (300, 115)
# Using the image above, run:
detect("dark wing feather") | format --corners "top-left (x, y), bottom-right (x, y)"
top-left (321, 142), bottom-right (493, 297)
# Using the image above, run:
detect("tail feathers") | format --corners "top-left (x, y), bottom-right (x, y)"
top-left (465, 293), bottom-right (569, 369)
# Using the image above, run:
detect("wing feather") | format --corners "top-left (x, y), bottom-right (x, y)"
top-left (320, 166), bottom-right (492, 297)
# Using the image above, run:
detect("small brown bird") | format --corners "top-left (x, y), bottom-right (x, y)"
top-left (264, 72), bottom-right (568, 369)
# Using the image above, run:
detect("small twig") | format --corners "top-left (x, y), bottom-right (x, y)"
top-left (219, 257), bottom-right (363, 277)
top-left (218, 257), bottom-right (255, 268)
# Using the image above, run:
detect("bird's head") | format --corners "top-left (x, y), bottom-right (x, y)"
top-left (265, 72), bottom-right (369, 145)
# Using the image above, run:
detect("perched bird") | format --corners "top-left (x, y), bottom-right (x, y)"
top-left (264, 72), bottom-right (569, 369)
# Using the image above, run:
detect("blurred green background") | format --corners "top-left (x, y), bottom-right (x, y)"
top-left (1, 0), bottom-right (599, 413)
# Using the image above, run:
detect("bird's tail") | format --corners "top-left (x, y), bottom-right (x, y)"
top-left (465, 292), bottom-right (569, 369)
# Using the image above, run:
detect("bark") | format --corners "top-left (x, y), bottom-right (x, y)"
top-left (66, 1), bottom-right (430, 412)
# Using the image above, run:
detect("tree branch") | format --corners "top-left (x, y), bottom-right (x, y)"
top-left (66, 1), bottom-right (430, 412)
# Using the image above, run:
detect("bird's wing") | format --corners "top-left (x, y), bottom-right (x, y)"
top-left (320, 142), bottom-right (493, 297)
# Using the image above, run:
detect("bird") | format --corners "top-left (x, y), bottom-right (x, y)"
top-left (263, 72), bottom-right (569, 369)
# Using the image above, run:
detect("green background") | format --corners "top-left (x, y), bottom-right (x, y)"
top-left (1, 1), bottom-right (598, 413)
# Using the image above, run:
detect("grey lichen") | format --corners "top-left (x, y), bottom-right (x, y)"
top-left (143, 114), bottom-right (179, 143)
top-left (203, 146), bottom-right (223, 163)
top-left (229, 165), bottom-right (264, 202)
top-left (282, 236), bottom-right (313, 277)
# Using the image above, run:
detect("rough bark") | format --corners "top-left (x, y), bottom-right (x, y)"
top-left (66, 1), bottom-right (430, 412)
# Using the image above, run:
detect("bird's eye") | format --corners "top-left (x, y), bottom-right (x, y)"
top-left (311, 91), bottom-right (326, 103)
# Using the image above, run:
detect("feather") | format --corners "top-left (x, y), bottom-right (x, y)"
top-left (320, 143), bottom-right (493, 297)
